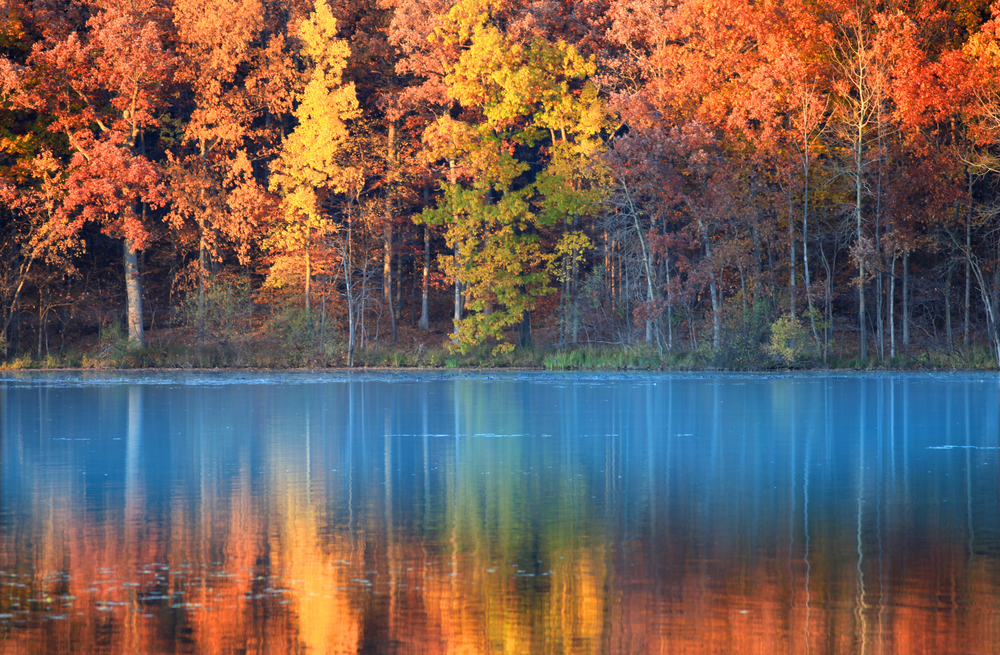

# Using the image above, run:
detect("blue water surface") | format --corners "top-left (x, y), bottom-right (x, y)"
top-left (1, 371), bottom-right (998, 654)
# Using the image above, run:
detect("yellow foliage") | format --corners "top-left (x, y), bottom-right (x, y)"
top-left (965, 30), bottom-right (1000, 65)
top-left (768, 315), bottom-right (808, 365)
top-left (421, 0), bottom-right (610, 354)
top-left (268, 0), bottom-right (360, 250)
top-left (548, 231), bottom-right (593, 282)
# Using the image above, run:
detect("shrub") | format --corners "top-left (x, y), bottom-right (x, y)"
top-left (768, 314), bottom-right (809, 366)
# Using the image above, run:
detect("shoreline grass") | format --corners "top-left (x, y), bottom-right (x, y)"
top-left (3, 340), bottom-right (997, 372)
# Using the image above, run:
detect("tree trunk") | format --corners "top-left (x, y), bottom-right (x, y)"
top-left (902, 250), bottom-right (909, 347)
top-left (965, 217), bottom-right (971, 345)
top-left (945, 257), bottom-right (953, 348)
top-left (449, 158), bottom-right (462, 344)
top-left (966, 237), bottom-right (1000, 365)
top-left (345, 205), bottom-right (355, 367)
top-left (571, 242), bottom-right (580, 345)
top-left (2, 255), bottom-right (33, 360)
top-left (395, 253), bottom-right (402, 321)
top-left (889, 255), bottom-right (896, 359)
top-left (384, 220), bottom-right (395, 344)
top-left (198, 226), bottom-right (207, 344)
top-left (820, 244), bottom-right (834, 364)
top-left (993, 238), bottom-right (1000, 364)
top-left (37, 278), bottom-right (47, 360)
top-left (304, 224), bottom-right (311, 317)
top-left (802, 178), bottom-right (819, 350)
top-left (857, 212), bottom-right (867, 360)
top-left (519, 310), bottom-right (531, 348)
top-left (198, 138), bottom-right (209, 345)
top-left (419, 224), bottom-right (430, 330)
top-left (124, 236), bottom-right (144, 347)
top-left (710, 270), bottom-right (721, 350)
top-left (626, 181), bottom-right (661, 355)
top-left (789, 204), bottom-right (796, 319)
top-left (452, 253), bottom-right (462, 343)
top-left (876, 271), bottom-right (884, 362)
top-left (665, 249), bottom-right (673, 352)
top-left (385, 121), bottom-right (397, 344)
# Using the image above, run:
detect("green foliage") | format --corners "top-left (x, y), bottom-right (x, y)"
top-left (946, 344), bottom-right (998, 369)
top-left (419, 6), bottom-right (609, 355)
top-left (872, 345), bottom-right (1000, 371)
top-left (84, 322), bottom-right (159, 368)
top-left (0, 353), bottom-right (39, 370)
top-left (100, 319), bottom-right (128, 348)
top-left (700, 300), bottom-right (774, 370)
top-left (768, 314), bottom-right (810, 366)
top-left (543, 345), bottom-right (660, 370)
top-left (180, 274), bottom-right (256, 339)
top-left (258, 301), bottom-right (337, 367)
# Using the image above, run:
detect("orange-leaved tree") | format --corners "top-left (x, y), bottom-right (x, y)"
top-left (169, 0), bottom-right (299, 342)
top-left (0, 0), bottom-right (174, 347)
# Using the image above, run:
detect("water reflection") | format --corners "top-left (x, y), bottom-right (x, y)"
top-left (1, 373), bottom-right (999, 654)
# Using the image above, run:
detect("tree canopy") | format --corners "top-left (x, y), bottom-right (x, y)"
top-left (4, 0), bottom-right (1000, 366)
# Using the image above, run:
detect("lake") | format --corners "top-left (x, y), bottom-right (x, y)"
top-left (2, 371), bottom-right (999, 654)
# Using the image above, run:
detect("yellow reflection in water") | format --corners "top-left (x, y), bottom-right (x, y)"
top-left (3, 378), bottom-right (1000, 654)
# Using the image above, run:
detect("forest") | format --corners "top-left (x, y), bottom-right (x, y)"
top-left (2, 0), bottom-right (1000, 369)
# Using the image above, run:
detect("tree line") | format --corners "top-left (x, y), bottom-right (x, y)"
top-left (2, 0), bottom-right (1000, 366)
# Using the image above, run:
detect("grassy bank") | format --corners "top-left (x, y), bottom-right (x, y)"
top-left (2, 333), bottom-right (997, 372)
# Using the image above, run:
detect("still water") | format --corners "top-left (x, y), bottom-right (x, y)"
top-left (1, 371), bottom-right (999, 654)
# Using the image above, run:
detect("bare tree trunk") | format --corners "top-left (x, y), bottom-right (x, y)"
top-left (625, 181), bottom-right (662, 355)
top-left (384, 220), bottom-right (395, 344)
top-left (993, 238), bottom-right (1000, 363)
top-left (665, 249), bottom-right (673, 352)
top-left (889, 254), bottom-right (896, 359)
top-left (197, 138), bottom-right (209, 345)
top-left (902, 250), bottom-right (909, 347)
top-left (789, 203), bottom-right (796, 319)
top-left (571, 215), bottom-right (581, 345)
top-left (945, 259), bottom-right (953, 348)
top-left (965, 239), bottom-right (1000, 365)
top-left (345, 206), bottom-right (355, 367)
top-left (2, 254), bottom-right (34, 359)
top-left (876, 272), bottom-right (884, 362)
top-left (304, 224), bottom-right (311, 317)
top-left (385, 121), bottom-right (397, 344)
top-left (710, 270), bottom-right (721, 350)
top-left (448, 158), bottom-right (461, 344)
top-left (395, 254), bottom-right (402, 321)
top-left (964, 216), bottom-right (971, 345)
top-left (820, 243), bottom-right (834, 364)
top-left (37, 277), bottom-right (47, 360)
top-left (198, 225), bottom-right (207, 344)
top-left (419, 224), bottom-right (430, 330)
top-left (857, 212), bottom-right (867, 360)
top-left (802, 175), bottom-right (820, 350)
top-left (124, 236), bottom-right (144, 347)
top-left (559, 259), bottom-right (567, 346)
top-left (452, 253), bottom-right (462, 342)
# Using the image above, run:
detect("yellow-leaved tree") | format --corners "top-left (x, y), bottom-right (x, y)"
top-left (267, 0), bottom-right (360, 316)
top-left (418, 0), bottom-right (608, 354)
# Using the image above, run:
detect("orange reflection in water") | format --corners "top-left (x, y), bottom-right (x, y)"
top-left (5, 476), bottom-right (1000, 654)
top-left (3, 379), bottom-right (1000, 654)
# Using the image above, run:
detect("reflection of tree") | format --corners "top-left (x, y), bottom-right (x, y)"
top-left (3, 377), bottom-right (1000, 654)
top-left (404, 379), bottom-right (609, 654)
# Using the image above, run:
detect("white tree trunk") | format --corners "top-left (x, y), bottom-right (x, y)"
top-left (124, 237), bottom-right (144, 348)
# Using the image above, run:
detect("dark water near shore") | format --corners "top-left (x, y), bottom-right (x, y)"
top-left (2, 371), bottom-right (999, 654)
